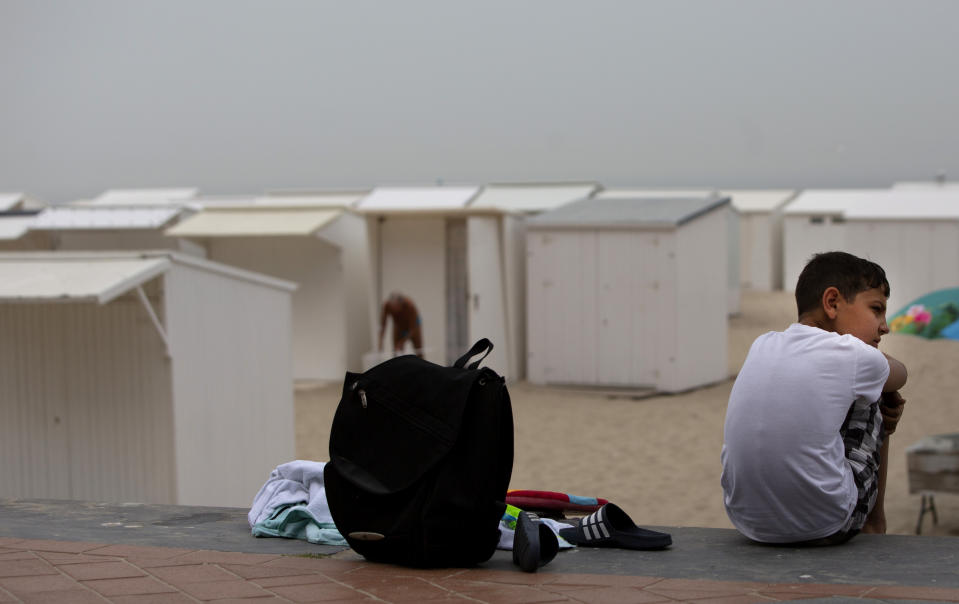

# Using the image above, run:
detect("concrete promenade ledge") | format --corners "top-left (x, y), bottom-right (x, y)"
top-left (1, 499), bottom-right (958, 603)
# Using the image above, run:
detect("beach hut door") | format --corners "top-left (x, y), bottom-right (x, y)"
top-left (466, 216), bottom-right (509, 376)
top-left (445, 219), bottom-right (469, 363)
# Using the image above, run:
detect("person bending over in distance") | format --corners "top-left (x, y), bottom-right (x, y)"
top-left (378, 292), bottom-right (423, 358)
top-left (721, 251), bottom-right (907, 545)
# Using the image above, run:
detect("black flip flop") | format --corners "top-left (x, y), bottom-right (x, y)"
top-left (512, 511), bottom-right (559, 572)
top-left (558, 503), bottom-right (671, 550)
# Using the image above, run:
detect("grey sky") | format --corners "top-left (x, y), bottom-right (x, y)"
top-left (2, 0), bottom-right (958, 202)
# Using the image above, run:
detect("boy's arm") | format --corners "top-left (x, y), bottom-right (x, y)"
top-left (882, 352), bottom-right (907, 393)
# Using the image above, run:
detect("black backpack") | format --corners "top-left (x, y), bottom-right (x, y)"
top-left (324, 339), bottom-right (514, 567)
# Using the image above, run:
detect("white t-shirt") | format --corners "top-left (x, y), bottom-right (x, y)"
top-left (720, 323), bottom-right (889, 543)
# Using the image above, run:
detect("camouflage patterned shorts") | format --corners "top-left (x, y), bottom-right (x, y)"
top-left (838, 398), bottom-right (885, 533)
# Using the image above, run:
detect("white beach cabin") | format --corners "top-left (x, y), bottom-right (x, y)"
top-left (727, 189), bottom-right (798, 291)
top-left (596, 188), bottom-right (742, 314)
top-left (783, 189), bottom-right (959, 313)
top-left (0, 193), bottom-right (49, 251)
top-left (526, 195), bottom-right (731, 393)
top-left (357, 185), bottom-right (527, 380)
top-left (466, 182), bottom-right (602, 379)
top-left (0, 251), bottom-right (296, 507)
top-left (165, 192), bottom-right (374, 381)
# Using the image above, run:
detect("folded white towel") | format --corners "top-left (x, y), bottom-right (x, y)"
top-left (248, 460), bottom-right (333, 528)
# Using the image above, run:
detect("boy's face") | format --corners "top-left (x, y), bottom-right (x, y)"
top-left (833, 287), bottom-right (890, 347)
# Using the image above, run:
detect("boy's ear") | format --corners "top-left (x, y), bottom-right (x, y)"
top-left (822, 286), bottom-right (841, 319)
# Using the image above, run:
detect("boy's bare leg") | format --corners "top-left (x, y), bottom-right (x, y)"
top-left (861, 437), bottom-right (889, 533)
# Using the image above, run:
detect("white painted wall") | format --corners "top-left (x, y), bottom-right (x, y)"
top-left (164, 262), bottom-right (294, 507)
top-left (0, 286), bottom-right (176, 504)
top-left (316, 213), bottom-right (375, 373)
top-left (845, 220), bottom-right (959, 314)
top-left (527, 209), bottom-right (728, 392)
top-left (783, 214), bottom-right (847, 292)
top-left (526, 230), bottom-right (599, 385)
top-left (785, 215), bottom-right (959, 313)
top-left (738, 212), bottom-right (775, 290)
top-left (206, 236), bottom-right (344, 381)
top-left (672, 208), bottom-right (729, 391)
top-left (502, 215), bottom-right (527, 380)
top-left (466, 216), bottom-right (510, 377)
top-left (376, 216), bottom-right (447, 365)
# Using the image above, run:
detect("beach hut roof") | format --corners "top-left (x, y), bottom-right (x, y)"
top-left (469, 182), bottom-right (600, 213)
top-left (0, 250), bottom-right (296, 305)
top-left (258, 190), bottom-right (369, 208)
top-left (0, 192), bottom-right (45, 211)
top-left (726, 190), bottom-right (798, 213)
top-left (166, 206), bottom-right (343, 238)
top-left (89, 188), bottom-right (199, 206)
top-left (31, 206), bottom-right (184, 230)
top-left (785, 189), bottom-right (959, 220)
top-left (843, 189), bottom-right (959, 220)
top-left (595, 188), bottom-right (720, 200)
top-left (893, 181), bottom-right (959, 189)
top-left (782, 189), bottom-right (887, 215)
top-left (355, 186), bottom-right (481, 212)
top-left (528, 195), bottom-right (730, 230)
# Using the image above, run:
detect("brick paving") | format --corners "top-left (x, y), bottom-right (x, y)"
top-left (0, 537), bottom-right (957, 603)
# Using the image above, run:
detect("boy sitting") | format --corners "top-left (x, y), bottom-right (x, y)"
top-left (721, 251), bottom-right (907, 545)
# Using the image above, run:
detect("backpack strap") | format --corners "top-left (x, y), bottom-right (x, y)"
top-left (453, 339), bottom-right (494, 370)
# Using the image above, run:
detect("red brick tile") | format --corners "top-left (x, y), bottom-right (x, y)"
top-left (173, 550), bottom-right (283, 566)
top-left (17, 589), bottom-right (110, 603)
top-left (0, 588), bottom-right (15, 603)
top-left (765, 582), bottom-right (874, 597)
top-left (544, 585), bottom-right (672, 603)
top-left (82, 544), bottom-right (194, 559)
top-left (177, 578), bottom-right (273, 600)
top-left (867, 585), bottom-right (959, 601)
top-left (265, 556), bottom-right (366, 572)
top-left (254, 573), bottom-right (332, 588)
top-left (0, 550), bottom-right (38, 561)
top-left (60, 561), bottom-right (145, 581)
top-left (443, 584), bottom-right (567, 602)
top-left (14, 540), bottom-right (103, 553)
top-left (201, 599), bottom-right (288, 604)
top-left (443, 569), bottom-right (553, 586)
top-left (646, 578), bottom-right (769, 593)
top-left (121, 556), bottom-right (200, 569)
top-left (36, 551), bottom-right (120, 565)
top-left (109, 594), bottom-right (197, 604)
top-left (545, 574), bottom-right (663, 588)
top-left (0, 558), bottom-right (57, 577)
top-left (223, 562), bottom-right (323, 580)
top-left (646, 587), bottom-right (754, 601)
top-left (683, 596), bottom-right (771, 604)
top-left (0, 538), bottom-right (24, 547)
top-left (269, 581), bottom-right (371, 602)
top-left (342, 575), bottom-right (457, 601)
top-left (0, 573), bottom-right (80, 594)
top-left (147, 563), bottom-right (237, 585)
top-left (755, 594), bottom-right (821, 601)
top-left (82, 576), bottom-right (177, 597)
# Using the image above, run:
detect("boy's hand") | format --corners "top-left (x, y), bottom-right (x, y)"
top-left (879, 391), bottom-right (905, 435)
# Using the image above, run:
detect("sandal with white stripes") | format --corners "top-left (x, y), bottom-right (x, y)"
top-left (558, 503), bottom-right (672, 550)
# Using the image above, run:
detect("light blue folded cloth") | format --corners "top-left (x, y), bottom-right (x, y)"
top-left (252, 504), bottom-right (346, 545)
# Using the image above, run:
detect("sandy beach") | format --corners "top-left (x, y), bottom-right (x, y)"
top-left (294, 290), bottom-right (959, 537)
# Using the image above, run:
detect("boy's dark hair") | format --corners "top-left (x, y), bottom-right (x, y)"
top-left (795, 251), bottom-right (890, 317)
